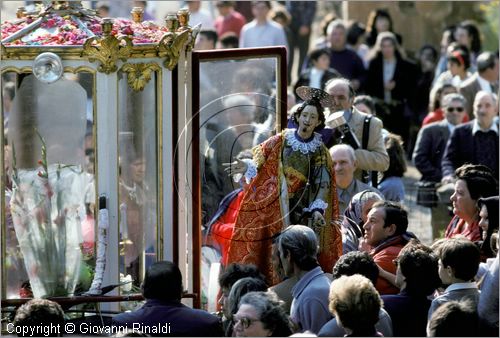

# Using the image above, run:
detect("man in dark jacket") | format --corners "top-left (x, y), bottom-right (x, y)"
top-left (412, 93), bottom-right (467, 238)
top-left (442, 91), bottom-right (499, 180)
top-left (113, 261), bottom-right (223, 337)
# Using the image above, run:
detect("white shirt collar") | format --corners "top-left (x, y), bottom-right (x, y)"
top-left (446, 121), bottom-right (456, 134)
top-left (477, 74), bottom-right (493, 93)
top-left (472, 119), bottom-right (499, 135)
top-left (444, 282), bottom-right (478, 293)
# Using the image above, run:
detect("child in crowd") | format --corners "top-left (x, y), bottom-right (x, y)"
top-left (428, 237), bottom-right (480, 320)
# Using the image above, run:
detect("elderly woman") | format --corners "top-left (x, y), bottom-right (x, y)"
top-left (328, 274), bottom-right (383, 337)
top-left (233, 291), bottom-right (293, 337)
top-left (342, 190), bottom-right (384, 254)
top-left (224, 87), bottom-right (341, 285)
top-left (225, 277), bottom-right (268, 336)
top-left (445, 164), bottom-right (498, 242)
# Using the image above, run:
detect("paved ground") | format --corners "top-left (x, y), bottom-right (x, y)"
top-left (402, 164), bottom-right (433, 245)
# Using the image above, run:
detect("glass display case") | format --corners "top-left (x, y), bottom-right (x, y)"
top-left (1, 2), bottom-right (288, 312)
top-left (1, 1), bottom-right (196, 310)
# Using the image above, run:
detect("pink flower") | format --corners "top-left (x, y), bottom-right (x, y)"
top-left (121, 25), bottom-right (134, 36)
top-left (44, 18), bottom-right (56, 28)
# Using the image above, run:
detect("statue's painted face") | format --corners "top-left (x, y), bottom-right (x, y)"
top-left (297, 105), bottom-right (321, 139)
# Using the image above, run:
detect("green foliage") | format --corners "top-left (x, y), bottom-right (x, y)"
top-left (479, 1), bottom-right (500, 52)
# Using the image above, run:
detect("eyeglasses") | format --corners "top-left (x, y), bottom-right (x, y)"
top-left (446, 107), bottom-right (465, 113)
top-left (234, 316), bottom-right (260, 329)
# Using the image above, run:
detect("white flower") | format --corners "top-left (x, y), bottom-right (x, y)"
top-left (120, 274), bottom-right (133, 293)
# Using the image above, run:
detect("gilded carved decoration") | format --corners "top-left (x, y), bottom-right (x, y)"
top-left (0, 44), bottom-right (8, 58)
top-left (157, 29), bottom-right (189, 71)
top-left (176, 9), bottom-right (199, 52)
top-left (121, 62), bottom-right (161, 92)
top-left (82, 19), bottom-right (133, 74)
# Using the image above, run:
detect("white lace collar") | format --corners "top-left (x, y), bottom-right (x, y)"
top-left (285, 129), bottom-right (323, 154)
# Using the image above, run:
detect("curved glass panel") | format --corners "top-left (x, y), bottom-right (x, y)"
top-left (3, 71), bottom-right (96, 298)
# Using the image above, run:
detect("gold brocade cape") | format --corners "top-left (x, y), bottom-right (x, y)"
top-left (226, 131), bottom-right (342, 285)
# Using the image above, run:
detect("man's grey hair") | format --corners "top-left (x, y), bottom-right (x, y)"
top-left (324, 77), bottom-right (355, 99)
top-left (239, 291), bottom-right (282, 316)
top-left (326, 19), bottom-right (346, 36)
top-left (330, 143), bottom-right (356, 164)
top-left (277, 225), bottom-right (318, 270)
top-left (473, 90), bottom-right (498, 108)
top-left (441, 93), bottom-right (467, 108)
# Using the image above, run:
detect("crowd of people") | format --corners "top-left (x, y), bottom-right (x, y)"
top-left (4, 1), bottom-right (499, 337)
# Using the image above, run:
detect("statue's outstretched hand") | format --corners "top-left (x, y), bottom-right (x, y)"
top-left (223, 158), bottom-right (248, 177)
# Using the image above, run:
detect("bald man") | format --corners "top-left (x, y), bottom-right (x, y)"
top-left (442, 91), bottom-right (499, 180)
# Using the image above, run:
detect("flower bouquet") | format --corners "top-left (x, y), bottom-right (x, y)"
top-left (9, 132), bottom-right (87, 298)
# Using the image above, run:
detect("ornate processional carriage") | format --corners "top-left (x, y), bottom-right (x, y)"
top-left (1, 1), bottom-right (287, 314)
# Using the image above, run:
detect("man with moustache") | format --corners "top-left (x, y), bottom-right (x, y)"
top-left (325, 78), bottom-right (389, 185)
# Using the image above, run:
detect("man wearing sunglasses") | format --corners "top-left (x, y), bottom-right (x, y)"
top-left (442, 91), bottom-right (499, 180)
top-left (413, 93), bottom-right (468, 239)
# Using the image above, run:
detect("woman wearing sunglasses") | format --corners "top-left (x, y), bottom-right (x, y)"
top-left (233, 291), bottom-right (293, 337)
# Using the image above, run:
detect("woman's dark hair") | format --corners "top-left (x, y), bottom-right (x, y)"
top-left (292, 98), bottom-right (326, 132)
top-left (219, 263), bottom-right (265, 291)
top-left (309, 48), bottom-right (331, 63)
top-left (443, 25), bottom-right (457, 45)
top-left (447, 46), bottom-right (471, 70)
top-left (381, 133), bottom-right (406, 180)
top-left (458, 20), bottom-right (482, 54)
top-left (419, 44), bottom-right (438, 64)
top-left (369, 31), bottom-right (404, 61)
top-left (346, 21), bottom-right (366, 46)
top-left (432, 83), bottom-right (457, 111)
top-left (455, 164), bottom-right (498, 201)
top-left (228, 277), bottom-right (268, 320)
top-left (366, 8), bottom-right (394, 46)
top-left (397, 239), bottom-right (441, 297)
top-left (239, 291), bottom-right (293, 337)
top-left (353, 95), bottom-right (377, 116)
top-left (477, 196), bottom-right (499, 258)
